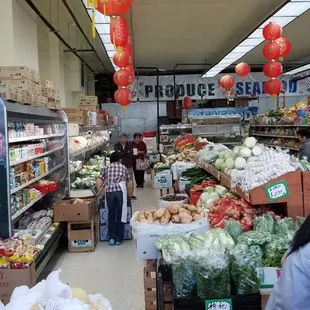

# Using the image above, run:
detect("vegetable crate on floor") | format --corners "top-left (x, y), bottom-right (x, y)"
top-left (144, 265), bottom-right (172, 310)
top-left (68, 212), bottom-right (99, 253)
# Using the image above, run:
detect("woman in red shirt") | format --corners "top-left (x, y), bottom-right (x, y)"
top-left (132, 132), bottom-right (147, 188)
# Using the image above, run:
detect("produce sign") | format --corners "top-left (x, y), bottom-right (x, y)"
top-left (265, 180), bottom-right (290, 202)
top-left (205, 299), bottom-right (232, 310)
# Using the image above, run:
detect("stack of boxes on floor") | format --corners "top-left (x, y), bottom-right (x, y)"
top-left (0, 66), bottom-right (61, 109)
top-left (99, 198), bottom-right (132, 241)
top-left (54, 198), bottom-right (99, 253)
top-left (63, 95), bottom-right (98, 126)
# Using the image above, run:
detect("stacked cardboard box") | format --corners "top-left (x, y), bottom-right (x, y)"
top-left (41, 82), bottom-right (61, 109)
top-left (79, 95), bottom-right (98, 112)
top-left (0, 66), bottom-right (41, 105)
top-left (63, 108), bottom-right (89, 125)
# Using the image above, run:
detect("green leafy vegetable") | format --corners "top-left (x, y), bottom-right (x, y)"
top-left (237, 230), bottom-right (271, 246)
top-left (254, 215), bottom-right (274, 234)
top-left (224, 220), bottom-right (243, 242)
top-left (274, 217), bottom-right (295, 235)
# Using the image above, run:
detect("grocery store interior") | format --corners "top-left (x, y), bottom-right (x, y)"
top-left (2, 0), bottom-right (310, 309)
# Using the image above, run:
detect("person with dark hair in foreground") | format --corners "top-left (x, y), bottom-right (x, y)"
top-left (297, 128), bottom-right (310, 159)
top-left (266, 216), bottom-right (310, 310)
top-left (132, 132), bottom-right (147, 188)
top-left (96, 152), bottom-right (132, 246)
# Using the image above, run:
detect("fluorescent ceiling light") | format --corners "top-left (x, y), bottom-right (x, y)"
top-left (284, 64), bottom-right (310, 75)
top-left (82, 0), bottom-right (116, 71)
top-left (202, 0), bottom-right (310, 78)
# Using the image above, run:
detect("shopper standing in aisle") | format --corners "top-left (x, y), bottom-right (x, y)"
top-left (114, 133), bottom-right (136, 200)
top-left (297, 128), bottom-right (310, 159)
top-left (96, 152), bottom-right (132, 246)
top-left (132, 132), bottom-right (148, 188)
top-left (266, 216), bottom-right (310, 310)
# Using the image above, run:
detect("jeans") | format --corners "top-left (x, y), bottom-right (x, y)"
top-left (106, 191), bottom-right (124, 242)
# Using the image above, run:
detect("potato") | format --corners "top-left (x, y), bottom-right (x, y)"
top-left (193, 214), bottom-right (203, 221)
top-left (137, 211), bottom-right (146, 221)
top-left (171, 214), bottom-right (181, 223)
top-left (154, 208), bottom-right (166, 219)
top-left (199, 211), bottom-right (206, 217)
top-left (196, 206), bottom-right (203, 213)
top-left (160, 210), bottom-right (172, 224)
top-left (187, 204), bottom-right (197, 212)
top-left (168, 203), bottom-right (180, 215)
top-left (179, 212), bottom-right (192, 223)
top-left (196, 199), bottom-right (202, 208)
top-left (179, 208), bottom-right (191, 215)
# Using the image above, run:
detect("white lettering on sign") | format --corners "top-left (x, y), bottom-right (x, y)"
top-left (207, 301), bottom-right (231, 310)
top-left (267, 183), bottom-right (287, 200)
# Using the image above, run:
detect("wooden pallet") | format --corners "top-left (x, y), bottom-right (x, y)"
top-left (144, 266), bottom-right (172, 310)
top-left (68, 212), bottom-right (99, 253)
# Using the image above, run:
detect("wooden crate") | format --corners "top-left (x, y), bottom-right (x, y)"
top-left (144, 266), bottom-right (172, 310)
top-left (302, 171), bottom-right (310, 216)
top-left (68, 212), bottom-right (99, 253)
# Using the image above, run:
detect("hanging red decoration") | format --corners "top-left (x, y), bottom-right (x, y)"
top-left (275, 37), bottom-right (292, 60)
top-left (263, 61), bottom-right (283, 78)
top-left (264, 79), bottom-right (282, 96)
top-left (235, 62), bottom-right (251, 77)
top-left (114, 88), bottom-right (132, 106)
top-left (262, 42), bottom-right (281, 60)
top-left (123, 38), bottom-right (133, 55)
top-left (113, 49), bottom-right (130, 68)
top-left (110, 16), bottom-right (128, 47)
top-left (219, 75), bottom-right (235, 90)
top-left (97, 0), bottom-right (131, 16)
top-left (262, 22), bottom-right (282, 41)
top-left (125, 64), bottom-right (135, 81)
top-left (184, 97), bottom-right (192, 110)
top-left (113, 68), bottom-right (133, 87)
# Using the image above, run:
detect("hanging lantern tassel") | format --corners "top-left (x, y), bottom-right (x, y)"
top-left (92, 10), bottom-right (96, 39)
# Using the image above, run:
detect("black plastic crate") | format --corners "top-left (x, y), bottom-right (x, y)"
top-left (173, 293), bottom-right (261, 310)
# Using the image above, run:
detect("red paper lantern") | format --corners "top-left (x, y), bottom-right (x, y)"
top-left (262, 22), bottom-right (282, 41)
top-left (275, 37), bottom-right (292, 60)
top-left (263, 61), bottom-right (283, 78)
top-left (97, 0), bottom-right (131, 16)
top-left (110, 16), bottom-right (128, 47)
top-left (125, 64), bottom-right (135, 82)
top-left (263, 42), bottom-right (281, 60)
top-left (114, 88), bottom-right (132, 106)
top-left (264, 79), bottom-right (282, 96)
top-left (113, 68), bottom-right (133, 87)
top-left (184, 97), bottom-right (192, 110)
top-left (113, 49), bottom-right (130, 68)
top-left (219, 75), bottom-right (235, 90)
top-left (123, 38), bottom-right (133, 55)
top-left (235, 62), bottom-right (251, 77)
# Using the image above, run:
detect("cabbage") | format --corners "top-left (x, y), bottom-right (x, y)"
top-left (203, 186), bottom-right (215, 193)
top-left (209, 191), bottom-right (221, 201)
top-left (233, 146), bottom-right (242, 155)
top-left (215, 158), bottom-right (225, 169)
top-left (215, 185), bottom-right (228, 197)
top-left (224, 150), bottom-right (233, 160)
top-left (235, 157), bottom-right (247, 170)
top-left (221, 163), bottom-right (226, 171)
top-left (225, 158), bottom-right (235, 169)
top-left (219, 151), bottom-right (226, 159)
top-left (239, 147), bottom-right (252, 158)
top-left (243, 137), bottom-right (257, 149)
top-left (200, 192), bottom-right (210, 203)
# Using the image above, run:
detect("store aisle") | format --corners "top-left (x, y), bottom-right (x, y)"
top-left (41, 176), bottom-right (156, 310)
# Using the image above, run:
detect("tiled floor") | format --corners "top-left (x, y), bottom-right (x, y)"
top-left (41, 176), bottom-right (156, 310)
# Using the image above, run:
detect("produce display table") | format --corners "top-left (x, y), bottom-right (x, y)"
top-left (199, 162), bottom-right (304, 217)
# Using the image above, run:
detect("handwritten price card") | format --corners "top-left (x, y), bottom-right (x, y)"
top-left (205, 299), bottom-right (232, 310)
top-left (265, 180), bottom-right (290, 202)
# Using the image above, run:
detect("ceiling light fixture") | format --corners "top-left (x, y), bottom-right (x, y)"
top-left (202, 0), bottom-right (310, 78)
top-left (82, 0), bottom-right (119, 71)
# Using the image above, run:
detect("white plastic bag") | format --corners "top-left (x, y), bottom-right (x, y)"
top-left (158, 194), bottom-right (188, 208)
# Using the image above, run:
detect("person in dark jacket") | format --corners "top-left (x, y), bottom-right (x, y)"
top-left (114, 133), bottom-right (136, 200)
top-left (297, 128), bottom-right (310, 159)
top-left (132, 132), bottom-right (147, 188)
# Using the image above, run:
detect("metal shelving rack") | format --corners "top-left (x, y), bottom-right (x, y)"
top-left (0, 99), bottom-right (69, 262)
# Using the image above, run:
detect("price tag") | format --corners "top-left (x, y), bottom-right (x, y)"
top-left (205, 299), bottom-right (232, 310)
top-left (265, 180), bottom-right (290, 202)
top-left (49, 227), bottom-right (55, 231)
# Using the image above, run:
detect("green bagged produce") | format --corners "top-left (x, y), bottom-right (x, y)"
top-left (237, 230), bottom-right (272, 246)
top-left (230, 243), bottom-right (261, 295)
top-left (186, 232), bottom-right (205, 251)
top-left (254, 215), bottom-right (274, 234)
top-left (196, 251), bottom-right (230, 298)
top-left (172, 258), bottom-right (197, 298)
top-left (295, 216), bottom-right (306, 230)
top-left (263, 235), bottom-right (290, 267)
top-left (211, 228), bottom-right (235, 250)
top-left (274, 217), bottom-right (295, 235)
top-left (224, 219), bottom-right (243, 242)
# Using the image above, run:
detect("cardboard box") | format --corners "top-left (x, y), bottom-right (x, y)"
top-left (16, 89), bottom-right (30, 104)
top-left (67, 116), bottom-right (88, 125)
top-left (0, 83), bottom-right (17, 101)
top-left (54, 199), bottom-right (95, 222)
top-left (179, 177), bottom-right (190, 191)
top-left (79, 95), bottom-right (98, 105)
top-left (79, 103), bottom-right (97, 112)
top-left (154, 172), bottom-right (173, 189)
top-left (0, 263), bottom-right (36, 305)
top-left (1, 79), bottom-right (41, 94)
top-left (41, 79), bottom-right (54, 88)
top-left (149, 154), bottom-right (160, 163)
top-left (258, 267), bottom-right (281, 290)
top-left (63, 108), bottom-right (88, 117)
top-left (41, 87), bottom-right (55, 98)
top-left (0, 66), bottom-right (40, 83)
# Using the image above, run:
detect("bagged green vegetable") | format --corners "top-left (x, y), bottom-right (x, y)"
top-left (172, 258), bottom-right (197, 298)
top-left (196, 251), bottom-right (230, 298)
top-left (211, 228), bottom-right (235, 250)
top-left (230, 243), bottom-right (261, 295)
top-left (254, 215), bottom-right (274, 234)
top-left (237, 230), bottom-right (271, 246)
top-left (274, 217), bottom-right (295, 235)
top-left (295, 216), bottom-right (306, 230)
top-left (186, 232), bottom-right (205, 251)
top-left (224, 219), bottom-right (243, 242)
top-left (263, 234), bottom-right (289, 267)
